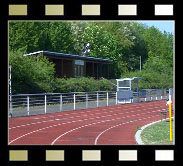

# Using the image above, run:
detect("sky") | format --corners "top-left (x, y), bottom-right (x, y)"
top-left (137, 21), bottom-right (174, 34)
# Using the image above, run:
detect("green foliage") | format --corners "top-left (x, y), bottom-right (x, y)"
top-left (135, 126), bottom-right (142, 132)
top-left (9, 21), bottom-right (174, 92)
top-left (48, 22), bottom-right (75, 53)
top-left (54, 77), bottom-right (116, 93)
top-left (9, 50), bottom-right (56, 94)
top-left (121, 69), bottom-right (173, 89)
top-left (141, 120), bottom-right (174, 145)
top-left (9, 22), bottom-right (75, 54)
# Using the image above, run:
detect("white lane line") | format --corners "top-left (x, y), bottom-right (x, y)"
top-left (31, 107), bottom-right (113, 120)
top-left (94, 114), bottom-right (160, 145)
top-left (10, 104), bottom-right (164, 130)
top-left (9, 103), bottom-right (165, 132)
top-left (24, 101), bottom-right (166, 121)
top-left (9, 108), bottom-right (159, 145)
top-left (9, 109), bottom-right (118, 129)
top-left (50, 110), bottom-right (160, 145)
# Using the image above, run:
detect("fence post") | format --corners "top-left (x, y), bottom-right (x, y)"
top-left (74, 93), bottom-right (76, 110)
top-left (45, 94), bottom-right (47, 114)
top-left (97, 92), bottom-right (99, 107)
top-left (60, 94), bottom-right (62, 112)
top-left (116, 92), bottom-right (118, 105)
top-left (9, 95), bottom-right (12, 117)
top-left (86, 93), bottom-right (88, 108)
top-left (27, 96), bottom-right (29, 116)
top-left (107, 92), bottom-right (109, 106)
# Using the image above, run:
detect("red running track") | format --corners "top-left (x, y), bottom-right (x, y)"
top-left (9, 100), bottom-right (172, 145)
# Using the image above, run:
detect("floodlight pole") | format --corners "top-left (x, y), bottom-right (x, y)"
top-left (9, 65), bottom-right (12, 117)
top-left (9, 65), bottom-right (12, 96)
top-left (140, 56), bottom-right (142, 72)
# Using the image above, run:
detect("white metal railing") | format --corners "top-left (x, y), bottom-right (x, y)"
top-left (9, 89), bottom-right (169, 117)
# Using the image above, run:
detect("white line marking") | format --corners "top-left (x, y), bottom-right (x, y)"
top-left (9, 102), bottom-right (167, 144)
top-left (9, 108), bottom-right (159, 145)
top-left (10, 104), bottom-right (166, 130)
top-left (50, 110), bottom-right (161, 145)
top-left (94, 114), bottom-right (160, 145)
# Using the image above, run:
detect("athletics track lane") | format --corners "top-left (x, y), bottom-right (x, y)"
top-left (9, 100), bottom-right (172, 145)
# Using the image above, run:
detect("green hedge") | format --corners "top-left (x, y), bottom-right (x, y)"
top-left (121, 70), bottom-right (173, 89)
top-left (54, 77), bottom-right (116, 93)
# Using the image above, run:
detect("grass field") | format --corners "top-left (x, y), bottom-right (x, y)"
top-left (141, 120), bottom-right (174, 145)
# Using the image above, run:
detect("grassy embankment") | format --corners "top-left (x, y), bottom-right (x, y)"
top-left (140, 120), bottom-right (174, 145)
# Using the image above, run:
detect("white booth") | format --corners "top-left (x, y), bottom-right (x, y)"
top-left (116, 77), bottom-right (141, 103)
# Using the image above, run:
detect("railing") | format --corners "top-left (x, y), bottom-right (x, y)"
top-left (9, 89), bottom-right (169, 118)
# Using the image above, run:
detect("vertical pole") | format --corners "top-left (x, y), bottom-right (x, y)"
top-left (10, 95), bottom-right (12, 117)
top-left (45, 94), bottom-right (47, 114)
top-left (60, 94), bottom-right (62, 112)
top-left (74, 93), bottom-right (76, 110)
top-left (129, 80), bottom-right (131, 90)
top-left (140, 56), bottom-right (142, 72)
top-left (9, 65), bottom-right (12, 116)
top-left (116, 92), bottom-right (118, 105)
top-left (169, 88), bottom-right (173, 141)
top-left (117, 80), bottom-right (119, 91)
top-left (107, 92), bottom-right (109, 106)
top-left (97, 92), bottom-right (99, 107)
top-left (27, 96), bottom-right (29, 116)
top-left (137, 80), bottom-right (139, 103)
top-left (169, 102), bottom-right (172, 141)
top-left (86, 93), bottom-right (88, 108)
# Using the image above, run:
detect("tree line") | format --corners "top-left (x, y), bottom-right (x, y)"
top-left (9, 21), bottom-right (173, 94)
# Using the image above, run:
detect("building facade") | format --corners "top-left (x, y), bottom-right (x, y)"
top-left (24, 51), bottom-right (113, 79)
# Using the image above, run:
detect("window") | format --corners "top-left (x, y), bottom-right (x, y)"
top-left (74, 60), bottom-right (84, 77)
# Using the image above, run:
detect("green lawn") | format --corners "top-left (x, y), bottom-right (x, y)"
top-left (141, 120), bottom-right (174, 145)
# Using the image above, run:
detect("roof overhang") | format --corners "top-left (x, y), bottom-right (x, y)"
top-left (116, 77), bottom-right (142, 81)
top-left (23, 50), bottom-right (113, 63)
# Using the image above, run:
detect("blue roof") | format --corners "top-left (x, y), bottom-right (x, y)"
top-left (24, 50), bottom-right (113, 63)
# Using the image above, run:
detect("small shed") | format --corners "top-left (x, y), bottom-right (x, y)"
top-left (24, 51), bottom-right (113, 79)
top-left (116, 77), bottom-right (142, 103)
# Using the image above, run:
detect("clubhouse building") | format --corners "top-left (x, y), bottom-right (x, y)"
top-left (24, 51), bottom-right (113, 79)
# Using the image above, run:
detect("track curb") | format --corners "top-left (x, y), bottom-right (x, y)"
top-left (135, 117), bottom-right (173, 145)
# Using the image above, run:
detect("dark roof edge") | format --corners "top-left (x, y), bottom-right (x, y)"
top-left (23, 50), bottom-right (113, 63)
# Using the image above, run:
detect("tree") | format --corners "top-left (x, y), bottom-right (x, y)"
top-left (9, 50), bottom-right (56, 94)
top-left (9, 22), bottom-right (47, 53)
top-left (47, 22), bottom-right (75, 53)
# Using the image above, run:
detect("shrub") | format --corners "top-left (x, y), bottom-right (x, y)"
top-left (121, 70), bottom-right (173, 89)
top-left (10, 50), bottom-right (56, 94)
top-left (54, 77), bottom-right (116, 93)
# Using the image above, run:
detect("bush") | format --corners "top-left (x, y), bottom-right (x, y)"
top-left (10, 50), bottom-right (56, 94)
top-left (121, 70), bottom-right (173, 89)
top-left (54, 77), bottom-right (116, 93)
top-left (98, 78), bottom-right (116, 91)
